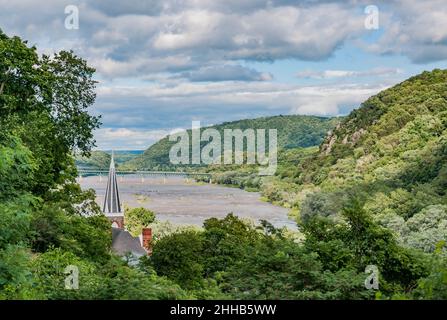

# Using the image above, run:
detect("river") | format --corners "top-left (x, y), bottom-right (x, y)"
top-left (79, 175), bottom-right (296, 230)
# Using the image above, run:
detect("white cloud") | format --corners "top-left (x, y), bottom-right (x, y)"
top-left (365, 0), bottom-right (447, 63)
top-left (0, 1), bottom-right (367, 78)
top-left (93, 81), bottom-right (388, 132)
top-left (296, 67), bottom-right (403, 79)
top-left (2, 0), bottom-right (446, 149)
top-left (94, 128), bottom-right (172, 150)
top-left (2, 0), bottom-right (446, 77)
top-left (289, 84), bottom-right (387, 115)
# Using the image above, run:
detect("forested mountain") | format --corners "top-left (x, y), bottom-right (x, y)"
top-left (210, 69), bottom-right (447, 256)
top-left (75, 150), bottom-right (111, 170)
top-left (123, 115), bottom-right (341, 170)
top-left (292, 69), bottom-right (447, 250)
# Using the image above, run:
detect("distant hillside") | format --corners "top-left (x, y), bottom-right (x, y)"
top-left (76, 151), bottom-right (111, 170)
top-left (300, 69), bottom-right (447, 191)
top-left (75, 150), bottom-right (143, 170)
top-left (122, 115), bottom-right (342, 170)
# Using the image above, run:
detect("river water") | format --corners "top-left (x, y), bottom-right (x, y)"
top-left (79, 175), bottom-right (296, 229)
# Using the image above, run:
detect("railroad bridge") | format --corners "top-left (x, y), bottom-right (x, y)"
top-left (77, 169), bottom-right (212, 179)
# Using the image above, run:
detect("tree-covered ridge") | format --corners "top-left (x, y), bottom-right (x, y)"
top-left (292, 69), bottom-right (447, 250)
top-left (123, 115), bottom-right (342, 170)
top-left (304, 69), bottom-right (447, 185)
top-left (75, 150), bottom-right (142, 170)
top-left (76, 150), bottom-right (111, 170)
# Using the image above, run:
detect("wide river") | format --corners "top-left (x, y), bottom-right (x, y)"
top-left (79, 175), bottom-right (296, 229)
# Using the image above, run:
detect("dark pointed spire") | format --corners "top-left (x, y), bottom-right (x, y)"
top-left (103, 151), bottom-right (122, 214)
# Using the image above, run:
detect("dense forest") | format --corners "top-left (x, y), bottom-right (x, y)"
top-left (1, 30), bottom-right (446, 300)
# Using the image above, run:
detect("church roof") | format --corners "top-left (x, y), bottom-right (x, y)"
top-left (103, 152), bottom-right (122, 214)
top-left (111, 228), bottom-right (146, 257)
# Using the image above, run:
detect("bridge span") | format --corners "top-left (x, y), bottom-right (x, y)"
top-left (76, 169), bottom-right (212, 183)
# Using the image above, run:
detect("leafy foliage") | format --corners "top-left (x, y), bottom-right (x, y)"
top-left (187, 69), bottom-right (447, 299)
top-left (151, 230), bottom-right (205, 290)
top-left (0, 30), bottom-right (186, 300)
top-left (124, 207), bottom-right (156, 237)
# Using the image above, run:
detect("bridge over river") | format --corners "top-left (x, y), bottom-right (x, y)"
top-left (77, 169), bottom-right (212, 183)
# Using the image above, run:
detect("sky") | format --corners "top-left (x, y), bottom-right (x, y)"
top-left (1, 0), bottom-right (447, 150)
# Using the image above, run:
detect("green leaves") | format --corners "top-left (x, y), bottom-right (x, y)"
top-left (124, 207), bottom-right (156, 237)
top-left (302, 196), bottom-right (432, 296)
top-left (0, 134), bottom-right (37, 200)
top-left (42, 50), bottom-right (100, 155)
top-left (151, 230), bottom-right (205, 290)
top-left (1, 30), bottom-right (100, 196)
top-left (0, 245), bottom-right (34, 298)
top-left (0, 30), bottom-right (194, 300)
top-left (30, 203), bottom-right (111, 263)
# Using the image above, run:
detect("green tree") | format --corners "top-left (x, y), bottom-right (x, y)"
top-left (202, 213), bottom-right (260, 276)
top-left (124, 207), bottom-right (156, 237)
top-left (30, 204), bottom-right (111, 263)
top-left (0, 29), bottom-right (100, 196)
top-left (30, 248), bottom-right (102, 300)
top-left (411, 242), bottom-right (447, 299)
top-left (302, 197), bottom-right (431, 295)
top-left (219, 222), bottom-right (371, 299)
top-left (151, 230), bottom-right (204, 290)
top-left (401, 205), bottom-right (447, 253)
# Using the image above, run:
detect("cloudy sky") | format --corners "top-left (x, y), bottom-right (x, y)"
top-left (1, 0), bottom-right (447, 149)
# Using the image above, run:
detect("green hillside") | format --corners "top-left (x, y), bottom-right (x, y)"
top-left (123, 115), bottom-right (342, 170)
top-left (75, 150), bottom-right (111, 170)
top-left (212, 69), bottom-right (447, 255)
top-left (293, 69), bottom-right (447, 251)
top-left (75, 150), bottom-right (143, 170)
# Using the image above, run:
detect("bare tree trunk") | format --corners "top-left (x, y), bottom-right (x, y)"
top-left (0, 82), bottom-right (4, 95)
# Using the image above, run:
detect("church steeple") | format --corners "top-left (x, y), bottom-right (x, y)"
top-left (103, 151), bottom-right (122, 213)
